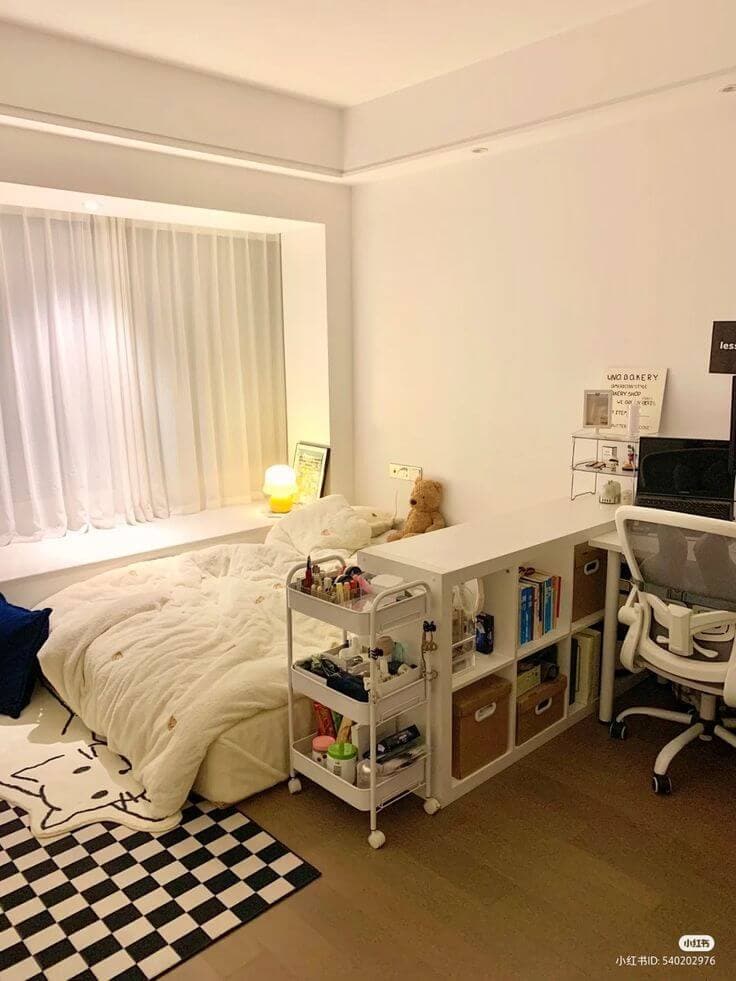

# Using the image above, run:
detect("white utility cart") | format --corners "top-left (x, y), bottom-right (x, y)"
top-left (285, 555), bottom-right (440, 849)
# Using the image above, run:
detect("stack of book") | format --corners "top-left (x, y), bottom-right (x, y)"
top-left (518, 569), bottom-right (561, 646)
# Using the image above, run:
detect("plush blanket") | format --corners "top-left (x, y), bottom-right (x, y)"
top-left (38, 496), bottom-right (372, 817)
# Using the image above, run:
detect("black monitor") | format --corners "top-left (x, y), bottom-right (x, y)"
top-left (635, 437), bottom-right (735, 520)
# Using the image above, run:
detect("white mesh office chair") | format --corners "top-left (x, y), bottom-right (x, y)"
top-left (611, 506), bottom-right (736, 794)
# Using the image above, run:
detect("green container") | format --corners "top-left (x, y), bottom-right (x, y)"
top-left (327, 742), bottom-right (357, 761)
top-left (326, 741), bottom-right (358, 784)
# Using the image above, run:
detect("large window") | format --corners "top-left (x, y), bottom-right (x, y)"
top-left (0, 207), bottom-right (287, 544)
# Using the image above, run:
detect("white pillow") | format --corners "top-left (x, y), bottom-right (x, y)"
top-left (351, 506), bottom-right (395, 538)
top-left (265, 495), bottom-right (372, 555)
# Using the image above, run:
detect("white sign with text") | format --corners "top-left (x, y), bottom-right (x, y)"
top-left (604, 367), bottom-right (668, 433)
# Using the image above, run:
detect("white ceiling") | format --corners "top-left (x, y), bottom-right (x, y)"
top-left (0, 0), bottom-right (647, 107)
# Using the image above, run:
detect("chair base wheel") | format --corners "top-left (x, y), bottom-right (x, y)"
top-left (368, 830), bottom-right (386, 849)
top-left (423, 798), bottom-right (440, 815)
top-left (651, 773), bottom-right (672, 796)
top-left (288, 778), bottom-right (302, 795)
top-left (609, 720), bottom-right (628, 740)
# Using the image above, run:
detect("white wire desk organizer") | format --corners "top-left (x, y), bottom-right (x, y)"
top-left (285, 554), bottom-right (439, 849)
top-left (570, 430), bottom-right (640, 501)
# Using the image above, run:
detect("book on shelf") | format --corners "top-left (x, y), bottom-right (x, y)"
top-left (518, 584), bottom-right (534, 645)
top-left (569, 636), bottom-right (579, 705)
top-left (570, 627), bottom-right (601, 706)
top-left (518, 569), bottom-right (561, 646)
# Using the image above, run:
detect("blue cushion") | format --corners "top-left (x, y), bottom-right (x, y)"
top-left (0, 594), bottom-right (52, 719)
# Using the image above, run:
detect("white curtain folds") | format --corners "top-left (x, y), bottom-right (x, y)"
top-left (0, 208), bottom-right (286, 544)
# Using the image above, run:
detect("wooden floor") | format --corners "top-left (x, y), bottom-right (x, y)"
top-left (171, 682), bottom-right (736, 980)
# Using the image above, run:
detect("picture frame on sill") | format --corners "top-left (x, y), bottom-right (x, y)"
top-left (293, 442), bottom-right (330, 504)
top-left (582, 390), bottom-right (612, 430)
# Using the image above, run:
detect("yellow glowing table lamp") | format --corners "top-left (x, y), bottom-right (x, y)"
top-left (263, 465), bottom-right (298, 514)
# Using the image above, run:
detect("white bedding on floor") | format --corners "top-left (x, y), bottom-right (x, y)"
top-left (38, 496), bottom-right (376, 817)
top-left (192, 697), bottom-right (313, 803)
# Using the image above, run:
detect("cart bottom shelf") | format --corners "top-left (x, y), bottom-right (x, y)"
top-left (291, 733), bottom-right (427, 812)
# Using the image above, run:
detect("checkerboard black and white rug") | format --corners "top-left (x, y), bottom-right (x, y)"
top-left (0, 797), bottom-right (320, 980)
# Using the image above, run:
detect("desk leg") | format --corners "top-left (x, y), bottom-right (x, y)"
top-left (599, 549), bottom-right (621, 724)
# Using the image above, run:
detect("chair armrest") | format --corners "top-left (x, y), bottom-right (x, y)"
top-left (618, 588), bottom-right (646, 673)
top-left (725, 646), bottom-right (736, 709)
top-left (618, 587), bottom-right (639, 626)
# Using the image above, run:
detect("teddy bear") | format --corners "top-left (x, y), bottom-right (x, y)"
top-left (387, 478), bottom-right (446, 542)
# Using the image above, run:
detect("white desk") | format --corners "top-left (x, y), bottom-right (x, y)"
top-left (588, 529), bottom-right (624, 724)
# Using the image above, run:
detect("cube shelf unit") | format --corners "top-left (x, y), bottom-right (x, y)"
top-left (359, 497), bottom-right (636, 807)
top-left (285, 555), bottom-right (439, 849)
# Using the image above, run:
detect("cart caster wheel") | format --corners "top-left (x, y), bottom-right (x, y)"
top-left (609, 720), bottom-right (628, 740)
top-left (368, 830), bottom-right (386, 849)
top-left (288, 778), bottom-right (302, 795)
top-left (651, 773), bottom-right (672, 796)
top-left (423, 798), bottom-right (441, 815)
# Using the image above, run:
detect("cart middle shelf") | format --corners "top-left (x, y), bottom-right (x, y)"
top-left (292, 660), bottom-right (427, 725)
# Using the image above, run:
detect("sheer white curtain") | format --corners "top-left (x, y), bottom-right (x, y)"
top-left (0, 207), bottom-right (286, 544)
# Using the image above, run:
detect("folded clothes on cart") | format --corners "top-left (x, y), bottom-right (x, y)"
top-left (327, 673), bottom-right (369, 702)
top-left (295, 654), bottom-right (370, 702)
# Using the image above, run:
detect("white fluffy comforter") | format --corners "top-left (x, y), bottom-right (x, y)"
top-left (38, 496), bottom-right (374, 817)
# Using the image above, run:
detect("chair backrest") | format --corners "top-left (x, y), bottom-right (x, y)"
top-left (616, 505), bottom-right (736, 612)
top-left (616, 505), bottom-right (736, 665)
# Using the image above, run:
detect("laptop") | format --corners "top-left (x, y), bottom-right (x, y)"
top-left (635, 436), bottom-right (735, 520)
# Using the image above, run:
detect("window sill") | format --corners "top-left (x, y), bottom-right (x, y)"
top-left (0, 504), bottom-right (277, 586)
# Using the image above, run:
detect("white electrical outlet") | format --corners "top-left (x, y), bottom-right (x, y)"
top-left (389, 463), bottom-right (423, 481)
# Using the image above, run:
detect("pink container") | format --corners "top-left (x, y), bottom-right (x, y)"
top-left (311, 735), bottom-right (335, 766)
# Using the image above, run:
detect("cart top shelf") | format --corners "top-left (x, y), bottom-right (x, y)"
top-left (287, 578), bottom-right (430, 633)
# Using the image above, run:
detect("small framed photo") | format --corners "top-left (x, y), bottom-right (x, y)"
top-left (601, 444), bottom-right (619, 464)
top-left (293, 442), bottom-right (330, 505)
top-left (582, 390), bottom-right (612, 430)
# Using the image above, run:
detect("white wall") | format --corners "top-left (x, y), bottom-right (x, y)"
top-left (0, 125), bottom-right (354, 498)
top-left (352, 97), bottom-right (736, 523)
top-left (280, 226), bottom-right (331, 463)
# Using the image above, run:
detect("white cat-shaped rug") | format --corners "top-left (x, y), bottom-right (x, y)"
top-left (0, 685), bottom-right (180, 839)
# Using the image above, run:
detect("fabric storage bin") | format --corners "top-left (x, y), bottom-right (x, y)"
top-left (452, 674), bottom-right (511, 779)
top-left (516, 675), bottom-right (568, 745)
top-left (571, 544), bottom-right (606, 622)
